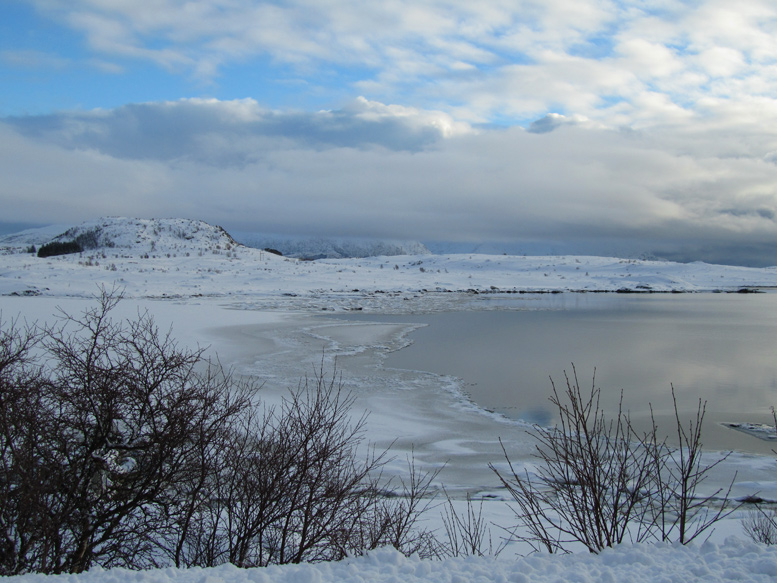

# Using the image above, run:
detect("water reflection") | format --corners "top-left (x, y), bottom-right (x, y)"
top-left (340, 293), bottom-right (777, 454)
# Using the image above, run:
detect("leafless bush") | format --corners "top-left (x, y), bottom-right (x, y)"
top-left (0, 291), bottom-right (253, 574)
top-left (490, 366), bottom-right (736, 554)
top-left (743, 507), bottom-right (777, 545)
top-left (742, 409), bottom-right (777, 546)
top-left (213, 365), bottom-right (387, 566)
top-left (0, 292), bottom-right (438, 573)
top-left (440, 492), bottom-right (502, 557)
top-left (490, 368), bottom-right (658, 553)
top-left (173, 368), bottom-right (442, 567)
top-left (648, 388), bottom-right (735, 544)
top-left (353, 455), bottom-right (442, 560)
top-left (0, 317), bottom-right (45, 575)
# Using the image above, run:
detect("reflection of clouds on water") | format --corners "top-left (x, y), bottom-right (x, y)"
top-left (293, 309), bottom-right (777, 503)
top-left (373, 294), bottom-right (777, 455)
top-left (493, 405), bottom-right (554, 427)
top-left (213, 311), bottom-right (537, 493)
top-left (515, 407), bottom-right (554, 427)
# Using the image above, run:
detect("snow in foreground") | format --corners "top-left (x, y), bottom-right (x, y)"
top-left (10, 541), bottom-right (777, 583)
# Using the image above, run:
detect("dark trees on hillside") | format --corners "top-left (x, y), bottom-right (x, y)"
top-left (37, 241), bottom-right (83, 258)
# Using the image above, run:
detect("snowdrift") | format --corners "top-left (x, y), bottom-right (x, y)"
top-left (9, 541), bottom-right (777, 583)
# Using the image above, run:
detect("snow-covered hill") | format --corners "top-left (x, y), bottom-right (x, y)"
top-left (46, 217), bottom-right (237, 254)
top-left (2, 217), bottom-right (777, 303)
top-left (0, 218), bottom-right (429, 260)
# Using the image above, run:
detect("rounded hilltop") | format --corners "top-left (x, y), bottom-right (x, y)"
top-left (2, 216), bottom-right (777, 303)
top-left (42, 217), bottom-right (239, 257)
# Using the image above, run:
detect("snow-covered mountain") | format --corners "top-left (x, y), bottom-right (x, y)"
top-left (1, 218), bottom-right (429, 260)
top-left (231, 231), bottom-right (430, 259)
top-left (0, 223), bottom-right (73, 248)
top-left (3, 217), bottom-right (238, 255)
top-left (2, 216), bottom-right (777, 302)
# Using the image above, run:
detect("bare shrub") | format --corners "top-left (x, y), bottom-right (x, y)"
top-left (743, 508), bottom-right (777, 545)
top-left (0, 318), bottom-right (45, 575)
top-left (1, 292), bottom-right (439, 573)
top-left (354, 455), bottom-right (442, 560)
top-left (491, 368), bottom-right (658, 553)
top-left (0, 291), bottom-right (253, 574)
top-left (440, 492), bottom-right (502, 557)
top-left (742, 409), bottom-right (777, 546)
top-left (169, 365), bottom-right (440, 567)
top-left (648, 388), bottom-right (735, 544)
top-left (214, 366), bottom-right (385, 566)
top-left (491, 366), bottom-right (736, 554)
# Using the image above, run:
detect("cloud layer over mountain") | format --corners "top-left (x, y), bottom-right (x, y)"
top-left (3, 95), bottom-right (777, 265)
top-left (3, 1), bottom-right (777, 265)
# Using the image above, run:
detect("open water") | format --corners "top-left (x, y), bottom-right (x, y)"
top-left (340, 292), bottom-right (777, 454)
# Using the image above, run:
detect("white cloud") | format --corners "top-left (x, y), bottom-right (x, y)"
top-left (695, 46), bottom-right (746, 78)
top-left (0, 49), bottom-right (70, 69)
top-left (4, 98), bottom-right (473, 166)
top-left (344, 97), bottom-right (472, 138)
top-left (3, 97), bottom-right (777, 264)
top-left (10, 2), bottom-right (777, 264)
top-left (24, 1), bottom-right (775, 126)
top-left (614, 38), bottom-right (684, 79)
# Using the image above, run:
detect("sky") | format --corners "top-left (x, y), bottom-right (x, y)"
top-left (2, 1), bottom-right (777, 265)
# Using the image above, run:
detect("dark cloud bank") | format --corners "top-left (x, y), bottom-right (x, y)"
top-left (3, 99), bottom-right (777, 267)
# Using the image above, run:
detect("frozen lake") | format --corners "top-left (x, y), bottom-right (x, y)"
top-left (338, 292), bottom-right (777, 455)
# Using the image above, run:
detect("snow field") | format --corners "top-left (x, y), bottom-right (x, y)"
top-left (9, 540), bottom-right (777, 583)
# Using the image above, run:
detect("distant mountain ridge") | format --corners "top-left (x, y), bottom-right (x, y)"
top-left (0, 218), bottom-right (431, 260)
top-left (0, 224), bottom-right (73, 248)
top-left (232, 232), bottom-right (430, 259)
top-left (0, 217), bottom-right (238, 257)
